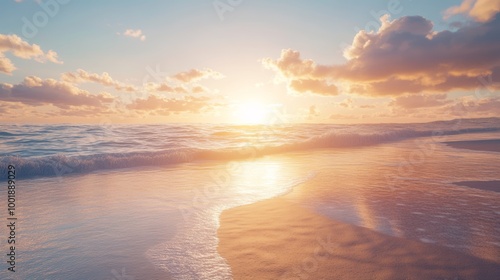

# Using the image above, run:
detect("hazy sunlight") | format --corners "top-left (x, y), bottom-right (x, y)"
top-left (233, 102), bottom-right (272, 125)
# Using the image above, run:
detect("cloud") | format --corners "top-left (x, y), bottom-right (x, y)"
top-left (145, 82), bottom-right (209, 94)
top-left (191, 85), bottom-right (208, 94)
top-left (329, 113), bottom-right (356, 120)
top-left (262, 49), bottom-right (315, 78)
top-left (122, 29), bottom-right (146, 41)
top-left (61, 69), bottom-right (137, 92)
top-left (262, 49), bottom-right (338, 95)
top-left (338, 98), bottom-right (354, 108)
top-left (447, 96), bottom-right (500, 117)
top-left (308, 105), bottom-right (319, 119)
top-left (145, 68), bottom-right (223, 94)
top-left (360, 104), bottom-right (376, 109)
top-left (263, 13), bottom-right (500, 97)
top-left (390, 93), bottom-right (452, 109)
top-left (56, 106), bottom-right (116, 117)
top-left (0, 34), bottom-right (63, 74)
top-left (0, 55), bottom-right (15, 74)
top-left (127, 95), bottom-right (218, 115)
top-left (0, 101), bottom-right (23, 116)
top-left (145, 82), bottom-right (189, 94)
top-left (289, 79), bottom-right (338, 95)
top-left (444, 0), bottom-right (500, 22)
top-left (383, 93), bottom-right (500, 120)
top-left (0, 76), bottom-right (114, 109)
top-left (173, 68), bottom-right (224, 83)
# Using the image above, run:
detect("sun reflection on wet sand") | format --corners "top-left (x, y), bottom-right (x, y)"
top-left (285, 134), bottom-right (500, 263)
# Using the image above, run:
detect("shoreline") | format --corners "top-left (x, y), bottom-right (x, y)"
top-left (217, 197), bottom-right (500, 279)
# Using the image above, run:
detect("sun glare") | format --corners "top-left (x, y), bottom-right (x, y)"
top-left (233, 102), bottom-right (271, 125)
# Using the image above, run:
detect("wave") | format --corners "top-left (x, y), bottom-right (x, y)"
top-left (0, 131), bottom-right (16, 137)
top-left (282, 126), bottom-right (500, 151)
top-left (1, 126), bottom-right (499, 179)
top-left (210, 131), bottom-right (241, 137)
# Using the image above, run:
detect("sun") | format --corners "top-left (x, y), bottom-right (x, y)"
top-left (233, 102), bottom-right (272, 125)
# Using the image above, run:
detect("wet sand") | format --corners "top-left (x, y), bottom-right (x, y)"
top-left (218, 197), bottom-right (500, 280)
top-left (455, 180), bottom-right (500, 193)
top-left (445, 140), bottom-right (500, 193)
top-left (444, 139), bottom-right (500, 152)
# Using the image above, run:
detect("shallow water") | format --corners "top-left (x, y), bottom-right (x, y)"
top-left (0, 156), bottom-right (312, 279)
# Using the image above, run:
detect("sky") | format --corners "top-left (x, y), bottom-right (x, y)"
top-left (0, 0), bottom-right (499, 124)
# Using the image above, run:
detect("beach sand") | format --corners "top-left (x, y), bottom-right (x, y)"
top-left (218, 197), bottom-right (500, 280)
top-left (444, 139), bottom-right (500, 153)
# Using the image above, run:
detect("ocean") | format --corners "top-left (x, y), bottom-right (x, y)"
top-left (0, 118), bottom-right (499, 279)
